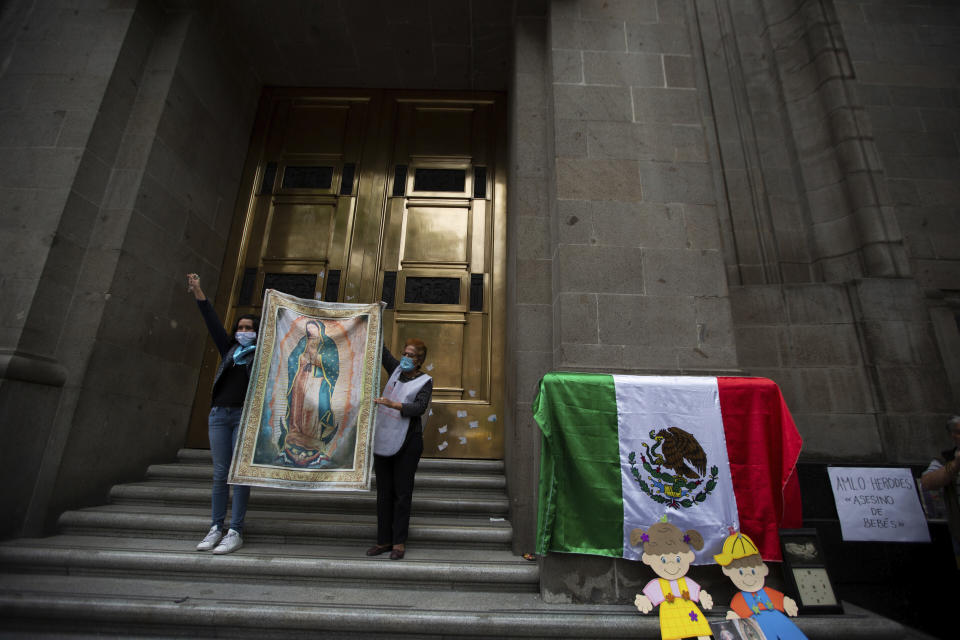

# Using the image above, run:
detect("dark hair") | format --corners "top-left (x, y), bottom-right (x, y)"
top-left (405, 337), bottom-right (427, 362)
top-left (235, 314), bottom-right (259, 334)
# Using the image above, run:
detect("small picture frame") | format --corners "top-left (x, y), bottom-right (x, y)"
top-left (709, 617), bottom-right (765, 640)
top-left (779, 528), bottom-right (843, 614)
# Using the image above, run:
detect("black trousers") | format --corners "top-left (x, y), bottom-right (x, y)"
top-left (373, 430), bottom-right (423, 545)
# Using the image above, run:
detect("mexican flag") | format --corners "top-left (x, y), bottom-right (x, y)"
top-left (534, 373), bottom-right (802, 562)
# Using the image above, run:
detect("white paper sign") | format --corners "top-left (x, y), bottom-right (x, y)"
top-left (827, 467), bottom-right (930, 542)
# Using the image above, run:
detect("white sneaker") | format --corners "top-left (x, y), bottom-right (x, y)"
top-left (212, 528), bottom-right (243, 555)
top-left (196, 525), bottom-right (223, 551)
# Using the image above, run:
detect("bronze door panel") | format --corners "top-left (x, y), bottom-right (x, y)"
top-left (187, 89), bottom-right (505, 459)
top-left (262, 199), bottom-right (336, 262)
top-left (402, 204), bottom-right (471, 264)
top-left (282, 104), bottom-right (350, 155)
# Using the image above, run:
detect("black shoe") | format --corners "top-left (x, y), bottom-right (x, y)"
top-left (366, 544), bottom-right (392, 556)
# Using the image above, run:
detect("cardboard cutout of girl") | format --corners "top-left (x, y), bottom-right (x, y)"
top-left (633, 520), bottom-right (714, 640)
top-left (714, 531), bottom-right (808, 640)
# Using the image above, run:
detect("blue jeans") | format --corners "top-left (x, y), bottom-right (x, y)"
top-left (208, 406), bottom-right (250, 532)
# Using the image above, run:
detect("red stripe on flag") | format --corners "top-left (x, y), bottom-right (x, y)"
top-left (717, 377), bottom-right (803, 561)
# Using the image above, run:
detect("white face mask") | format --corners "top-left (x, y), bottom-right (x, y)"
top-left (235, 331), bottom-right (256, 346)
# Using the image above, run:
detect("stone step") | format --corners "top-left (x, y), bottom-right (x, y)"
top-left (56, 505), bottom-right (514, 548)
top-left (0, 573), bottom-right (925, 639)
top-left (0, 572), bottom-right (643, 639)
top-left (107, 482), bottom-right (510, 516)
top-left (146, 462), bottom-right (507, 490)
top-left (176, 448), bottom-right (506, 475)
top-left (0, 535), bottom-right (537, 593)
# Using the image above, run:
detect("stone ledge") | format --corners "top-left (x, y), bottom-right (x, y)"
top-left (0, 350), bottom-right (66, 387)
top-left (0, 544), bottom-right (538, 592)
top-left (0, 576), bottom-right (931, 639)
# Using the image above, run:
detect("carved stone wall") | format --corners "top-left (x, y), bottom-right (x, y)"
top-left (697, 0), bottom-right (957, 461)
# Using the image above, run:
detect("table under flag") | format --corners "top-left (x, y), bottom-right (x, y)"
top-left (534, 373), bottom-right (803, 562)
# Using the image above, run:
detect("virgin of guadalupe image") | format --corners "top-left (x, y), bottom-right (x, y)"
top-left (279, 320), bottom-right (340, 466)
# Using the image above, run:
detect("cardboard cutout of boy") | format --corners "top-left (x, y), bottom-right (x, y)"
top-left (714, 531), bottom-right (808, 640)
top-left (632, 520), bottom-right (714, 640)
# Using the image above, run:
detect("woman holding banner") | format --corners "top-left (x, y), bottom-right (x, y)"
top-left (368, 339), bottom-right (433, 560)
top-left (187, 273), bottom-right (257, 555)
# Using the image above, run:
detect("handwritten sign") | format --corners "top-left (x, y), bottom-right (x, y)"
top-left (827, 467), bottom-right (930, 542)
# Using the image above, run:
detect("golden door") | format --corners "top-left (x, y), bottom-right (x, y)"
top-left (186, 89), bottom-right (506, 459)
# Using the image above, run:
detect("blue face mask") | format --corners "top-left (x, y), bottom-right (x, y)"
top-left (399, 355), bottom-right (416, 371)
top-left (235, 331), bottom-right (256, 346)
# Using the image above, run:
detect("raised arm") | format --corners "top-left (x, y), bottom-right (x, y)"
top-left (187, 273), bottom-right (231, 356)
top-left (382, 345), bottom-right (400, 375)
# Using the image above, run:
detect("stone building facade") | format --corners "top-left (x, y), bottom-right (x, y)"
top-left (1, 0), bottom-right (957, 576)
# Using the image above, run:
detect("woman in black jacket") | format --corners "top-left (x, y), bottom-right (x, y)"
top-left (187, 273), bottom-right (257, 555)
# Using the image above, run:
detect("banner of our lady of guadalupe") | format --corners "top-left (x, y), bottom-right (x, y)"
top-left (229, 290), bottom-right (384, 491)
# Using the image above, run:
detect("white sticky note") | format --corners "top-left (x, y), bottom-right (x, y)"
top-left (438, 425), bottom-right (448, 434)
top-left (457, 410), bottom-right (468, 418)
top-left (487, 414), bottom-right (497, 422)
top-left (428, 408), bottom-right (433, 416)
top-left (468, 389), bottom-right (477, 397)
top-left (458, 436), bottom-right (467, 445)
top-left (426, 363), bottom-right (434, 371)
top-left (468, 421), bottom-right (479, 429)
top-left (438, 441), bottom-right (448, 451)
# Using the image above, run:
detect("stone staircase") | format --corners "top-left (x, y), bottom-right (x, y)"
top-left (0, 450), bottom-right (936, 639)
top-left (0, 449), bottom-right (645, 638)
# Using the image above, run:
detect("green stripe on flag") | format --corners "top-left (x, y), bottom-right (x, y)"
top-left (534, 372), bottom-right (623, 556)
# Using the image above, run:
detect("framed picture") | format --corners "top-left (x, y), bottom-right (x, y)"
top-left (709, 617), bottom-right (765, 640)
top-left (779, 528), bottom-right (843, 614)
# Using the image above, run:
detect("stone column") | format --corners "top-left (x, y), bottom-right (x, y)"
top-left (537, 0), bottom-right (740, 603)
top-left (0, 0), bottom-right (260, 537)
top-left (763, 0), bottom-right (910, 281)
top-left (834, 0), bottom-right (960, 414)
top-left (0, 0), bottom-right (143, 538)
top-left (549, 0), bottom-right (738, 376)
top-left (506, 1), bottom-right (555, 554)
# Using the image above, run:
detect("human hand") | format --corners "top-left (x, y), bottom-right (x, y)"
top-left (700, 590), bottom-right (713, 610)
top-left (186, 273), bottom-right (205, 300)
top-left (784, 596), bottom-right (799, 617)
top-left (726, 610), bottom-right (739, 620)
top-left (634, 594), bottom-right (653, 614)
top-left (374, 397), bottom-right (400, 410)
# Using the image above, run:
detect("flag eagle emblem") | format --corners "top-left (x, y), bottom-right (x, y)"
top-left (629, 427), bottom-right (719, 509)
